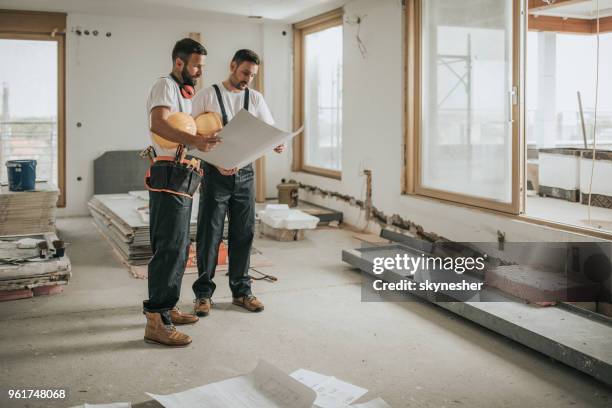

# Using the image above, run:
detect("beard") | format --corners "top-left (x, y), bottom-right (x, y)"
top-left (182, 66), bottom-right (197, 86)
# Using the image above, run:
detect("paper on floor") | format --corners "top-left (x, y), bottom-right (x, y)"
top-left (70, 403), bottom-right (131, 408)
top-left (147, 360), bottom-right (316, 408)
top-left (290, 369), bottom-right (368, 408)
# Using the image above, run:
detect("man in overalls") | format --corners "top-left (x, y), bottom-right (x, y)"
top-left (190, 49), bottom-right (284, 316)
top-left (143, 38), bottom-right (220, 346)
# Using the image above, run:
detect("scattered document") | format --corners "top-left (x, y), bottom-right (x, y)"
top-left (71, 403), bottom-right (131, 408)
top-left (188, 109), bottom-right (303, 170)
top-left (290, 369), bottom-right (368, 408)
top-left (147, 360), bottom-right (316, 408)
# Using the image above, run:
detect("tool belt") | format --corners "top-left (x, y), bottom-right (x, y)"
top-left (142, 146), bottom-right (203, 198)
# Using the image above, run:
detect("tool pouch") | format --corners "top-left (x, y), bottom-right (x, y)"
top-left (145, 160), bottom-right (203, 198)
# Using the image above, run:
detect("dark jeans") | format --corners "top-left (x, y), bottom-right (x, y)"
top-left (143, 190), bottom-right (192, 314)
top-left (192, 164), bottom-right (255, 299)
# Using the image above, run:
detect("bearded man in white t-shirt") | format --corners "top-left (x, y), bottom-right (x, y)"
top-left (190, 49), bottom-right (284, 316)
top-left (142, 38), bottom-right (220, 347)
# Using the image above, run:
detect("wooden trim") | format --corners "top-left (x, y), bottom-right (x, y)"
top-left (292, 9), bottom-right (344, 179)
top-left (528, 15), bottom-right (593, 34)
top-left (255, 156), bottom-right (266, 202)
top-left (0, 31), bottom-right (66, 208)
top-left (408, 0), bottom-right (521, 215)
top-left (301, 165), bottom-right (342, 180)
top-left (519, 0), bottom-right (528, 214)
top-left (57, 32), bottom-right (66, 208)
top-left (403, 0), bottom-right (417, 194)
top-left (600, 16), bottom-right (612, 33)
top-left (188, 32), bottom-right (205, 93)
top-left (0, 9), bottom-right (66, 35)
top-left (512, 0), bottom-right (522, 215)
top-left (294, 8), bottom-right (343, 30)
top-left (292, 24), bottom-right (304, 172)
top-left (253, 61), bottom-right (266, 202)
top-left (527, 0), bottom-right (589, 13)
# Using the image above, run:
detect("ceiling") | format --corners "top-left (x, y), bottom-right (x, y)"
top-left (0, 0), bottom-right (348, 22)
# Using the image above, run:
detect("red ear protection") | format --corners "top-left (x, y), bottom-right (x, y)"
top-left (180, 84), bottom-right (195, 99)
top-left (170, 73), bottom-right (195, 100)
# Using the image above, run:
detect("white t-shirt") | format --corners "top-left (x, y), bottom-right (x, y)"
top-left (145, 76), bottom-right (191, 157)
top-left (191, 83), bottom-right (274, 126)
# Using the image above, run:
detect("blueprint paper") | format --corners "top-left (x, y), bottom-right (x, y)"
top-left (351, 398), bottom-right (392, 408)
top-left (290, 368), bottom-right (330, 389)
top-left (290, 369), bottom-right (369, 408)
top-left (311, 377), bottom-right (368, 408)
top-left (147, 360), bottom-right (316, 408)
top-left (188, 109), bottom-right (303, 170)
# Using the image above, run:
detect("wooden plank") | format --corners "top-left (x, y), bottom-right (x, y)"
top-left (529, 15), bottom-right (593, 34)
top-left (0, 9), bottom-right (66, 34)
top-left (528, 0), bottom-right (589, 13)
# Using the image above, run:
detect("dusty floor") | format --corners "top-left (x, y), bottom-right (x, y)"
top-left (0, 217), bottom-right (611, 408)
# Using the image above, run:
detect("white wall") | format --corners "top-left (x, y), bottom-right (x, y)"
top-left (285, 0), bottom-right (608, 243)
top-left (261, 23), bottom-right (294, 198)
top-left (60, 12), bottom-right (265, 215)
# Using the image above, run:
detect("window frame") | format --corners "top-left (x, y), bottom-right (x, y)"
top-left (293, 8), bottom-right (344, 180)
top-left (0, 10), bottom-right (67, 207)
top-left (404, 0), bottom-right (525, 214)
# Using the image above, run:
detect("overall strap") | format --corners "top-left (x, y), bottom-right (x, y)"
top-left (212, 84), bottom-right (228, 126)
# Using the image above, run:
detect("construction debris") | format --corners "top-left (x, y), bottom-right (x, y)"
top-left (0, 232), bottom-right (71, 301)
top-left (259, 204), bottom-right (319, 241)
top-left (0, 182), bottom-right (59, 236)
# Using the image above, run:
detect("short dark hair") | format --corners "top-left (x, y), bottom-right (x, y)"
top-left (231, 49), bottom-right (260, 66)
top-left (172, 38), bottom-right (207, 62)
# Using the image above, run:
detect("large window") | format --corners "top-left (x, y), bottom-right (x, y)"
top-left (406, 0), bottom-right (522, 214)
top-left (293, 9), bottom-right (343, 179)
top-left (0, 10), bottom-right (66, 206)
top-left (406, 0), bottom-right (612, 238)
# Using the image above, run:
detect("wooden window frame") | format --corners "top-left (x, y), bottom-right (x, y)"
top-left (0, 10), bottom-right (67, 207)
top-left (404, 0), bottom-right (524, 215)
top-left (403, 0), bottom-right (612, 240)
top-left (292, 8), bottom-right (344, 180)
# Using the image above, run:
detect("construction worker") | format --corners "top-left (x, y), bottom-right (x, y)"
top-left (191, 49), bottom-right (284, 316)
top-left (142, 38), bottom-right (220, 347)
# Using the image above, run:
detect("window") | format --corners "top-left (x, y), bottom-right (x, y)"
top-left (524, 3), bottom-right (612, 235)
top-left (405, 0), bottom-right (521, 214)
top-left (293, 9), bottom-right (343, 179)
top-left (0, 10), bottom-right (66, 206)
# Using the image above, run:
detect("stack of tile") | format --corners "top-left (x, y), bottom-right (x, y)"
top-left (88, 192), bottom-right (209, 265)
top-left (0, 182), bottom-right (59, 235)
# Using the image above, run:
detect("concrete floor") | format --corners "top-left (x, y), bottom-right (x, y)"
top-left (1, 217), bottom-right (611, 408)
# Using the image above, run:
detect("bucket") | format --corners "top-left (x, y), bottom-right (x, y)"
top-left (6, 160), bottom-right (37, 191)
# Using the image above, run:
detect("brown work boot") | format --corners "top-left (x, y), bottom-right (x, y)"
top-left (194, 298), bottom-right (213, 317)
top-left (170, 307), bottom-right (199, 325)
top-left (144, 312), bottom-right (192, 347)
top-left (232, 295), bottom-right (264, 312)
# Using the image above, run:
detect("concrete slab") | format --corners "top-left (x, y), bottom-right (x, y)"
top-left (342, 245), bottom-right (612, 387)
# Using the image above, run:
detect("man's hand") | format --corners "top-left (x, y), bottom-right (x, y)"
top-left (216, 166), bottom-right (238, 176)
top-left (193, 131), bottom-right (221, 153)
top-left (274, 144), bottom-right (285, 154)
